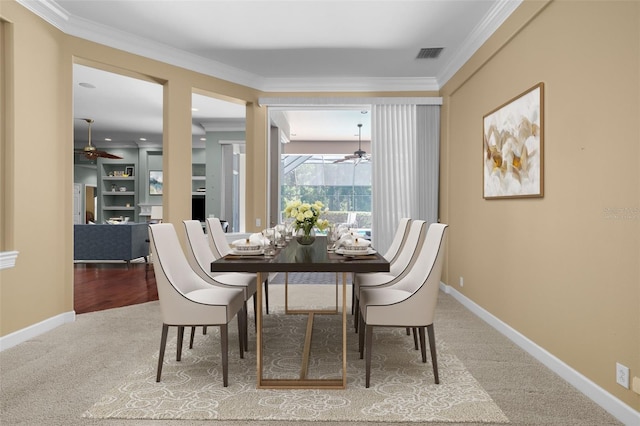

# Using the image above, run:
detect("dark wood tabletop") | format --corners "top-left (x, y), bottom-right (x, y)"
top-left (211, 236), bottom-right (390, 274)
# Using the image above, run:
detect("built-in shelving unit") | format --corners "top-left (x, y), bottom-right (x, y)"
top-left (99, 162), bottom-right (137, 222)
top-left (192, 163), bottom-right (206, 195)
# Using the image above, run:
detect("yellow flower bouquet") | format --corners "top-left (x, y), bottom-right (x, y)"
top-left (284, 200), bottom-right (329, 245)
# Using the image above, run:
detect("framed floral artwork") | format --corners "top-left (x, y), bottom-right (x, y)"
top-left (483, 82), bottom-right (544, 199)
top-left (149, 170), bottom-right (163, 195)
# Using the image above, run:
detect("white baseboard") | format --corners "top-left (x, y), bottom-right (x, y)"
top-left (440, 282), bottom-right (639, 426)
top-left (0, 251), bottom-right (19, 270)
top-left (0, 310), bottom-right (76, 352)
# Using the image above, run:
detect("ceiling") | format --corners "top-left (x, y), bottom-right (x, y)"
top-left (19, 0), bottom-right (521, 150)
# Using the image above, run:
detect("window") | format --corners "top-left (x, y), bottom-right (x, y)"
top-left (281, 155), bottom-right (371, 229)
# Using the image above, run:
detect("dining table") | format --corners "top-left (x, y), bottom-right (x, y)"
top-left (211, 235), bottom-right (390, 389)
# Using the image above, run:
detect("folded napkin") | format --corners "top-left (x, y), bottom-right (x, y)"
top-left (251, 233), bottom-right (269, 246)
top-left (335, 233), bottom-right (371, 249)
top-left (232, 233), bottom-right (267, 248)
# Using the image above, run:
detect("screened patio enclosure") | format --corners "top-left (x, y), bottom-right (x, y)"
top-left (281, 154), bottom-right (372, 233)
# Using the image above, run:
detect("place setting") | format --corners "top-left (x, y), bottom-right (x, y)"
top-left (227, 224), bottom-right (292, 258)
top-left (327, 224), bottom-right (377, 258)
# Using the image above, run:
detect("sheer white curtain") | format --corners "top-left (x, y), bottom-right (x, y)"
top-left (371, 104), bottom-right (440, 253)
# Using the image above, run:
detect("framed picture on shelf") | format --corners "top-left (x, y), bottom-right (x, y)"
top-left (149, 170), bottom-right (163, 195)
top-left (483, 82), bottom-right (544, 199)
top-left (125, 166), bottom-right (134, 177)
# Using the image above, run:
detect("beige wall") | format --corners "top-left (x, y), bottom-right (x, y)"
top-left (1, 0), bottom-right (637, 414)
top-left (440, 0), bottom-right (639, 410)
top-left (0, 0), bottom-right (431, 336)
top-left (0, 0), bottom-right (266, 335)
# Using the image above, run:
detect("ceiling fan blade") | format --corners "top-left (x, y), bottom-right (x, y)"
top-left (333, 154), bottom-right (358, 163)
top-left (75, 118), bottom-right (122, 160)
top-left (75, 148), bottom-right (122, 160)
top-left (94, 150), bottom-right (123, 159)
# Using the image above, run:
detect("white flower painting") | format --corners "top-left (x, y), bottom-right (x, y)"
top-left (483, 83), bottom-right (544, 199)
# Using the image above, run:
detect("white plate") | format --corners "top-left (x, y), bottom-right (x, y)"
top-left (230, 249), bottom-right (264, 256)
top-left (336, 248), bottom-right (376, 256)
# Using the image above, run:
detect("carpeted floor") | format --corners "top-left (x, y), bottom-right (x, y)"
top-left (83, 308), bottom-right (508, 422)
top-left (0, 278), bottom-right (622, 425)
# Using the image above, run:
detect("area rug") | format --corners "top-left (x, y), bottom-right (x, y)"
top-left (84, 308), bottom-right (508, 423)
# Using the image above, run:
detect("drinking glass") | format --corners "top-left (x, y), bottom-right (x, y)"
top-left (284, 221), bottom-right (295, 241)
top-left (263, 228), bottom-right (276, 257)
top-left (326, 225), bottom-right (338, 251)
top-left (275, 223), bottom-right (287, 247)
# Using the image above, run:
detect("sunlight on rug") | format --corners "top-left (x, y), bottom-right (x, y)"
top-left (84, 310), bottom-right (509, 423)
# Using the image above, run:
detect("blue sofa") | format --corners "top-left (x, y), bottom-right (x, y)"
top-left (74, 223), bottom-right (149, 264)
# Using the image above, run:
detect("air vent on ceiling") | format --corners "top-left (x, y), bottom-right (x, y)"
top-left (416, 48), bottom-right (443, 59)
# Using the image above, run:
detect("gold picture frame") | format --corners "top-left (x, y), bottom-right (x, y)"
top-left (483, 82), bottom-right (544, 199)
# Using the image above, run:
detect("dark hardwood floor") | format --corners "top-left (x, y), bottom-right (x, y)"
top-left (74, 262), bottom-right (158, 314)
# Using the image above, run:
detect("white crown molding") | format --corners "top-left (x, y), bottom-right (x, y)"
top-left (201, 119), bottom-right (246, 132)
top-left (17, 0), bottom-right (264, 89)
top-left (437, 0), bottom-right (522, 86)
top-left (19, 0), bottom-right (519, 92)
top-left (16, 0), bottom-right (69, 27)
top-left (259, 77), bottom-right (441, 93)
top-left (258, 96), bottom-right (442, 107)
top-left (19, 1), bottom-right (442, 92)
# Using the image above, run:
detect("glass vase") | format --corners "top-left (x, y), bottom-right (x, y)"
top-left (295, 227), bottom-right (316, 245)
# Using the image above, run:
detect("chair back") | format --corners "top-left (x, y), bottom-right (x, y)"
top-left (206, 217), bottom-right (231, 257)
top-left (393, 223), bottom-right (448, 322)
top-left (383, 217), bottom-right (411, 263)
top-left (389, 220), bottom-right (427, 277)
top-left (148, 223), bottom-right (213, 323)
top-left (183, 219), bottom-right (220, 281)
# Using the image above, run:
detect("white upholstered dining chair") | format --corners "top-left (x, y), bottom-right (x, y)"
top-left (352, 217), bottom-right (411, 313)
top-left (183, 219), bottom-right (257, 350)
top-left (353, 219), bottom-right (427, 331)
top-left (206, 217), bottom-right (274, 314)
top-left (148, 223), bottom-right (245, 387)
top-left (357, 223), bottom-right (448, 388)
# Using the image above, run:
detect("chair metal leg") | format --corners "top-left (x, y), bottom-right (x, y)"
top-left (177, 326), bottom-right (184, 361)
top-left (353, 297), bottom-right (359, 332)
top-left (241, 302), bottom-right (248, 353)
top-left (156, 324), bottom-right (169, 382)
top-left (427, 324), bottom-right (439, 384)
top-left (365, 324), bottom-right (373, 388)
top-left (418, 327), bottom-right (427, 362)
top-left (253, 295), bottom-right (257, 331)
top-left (351, 274), bottom-right (355, 314)
top-left (189, 326), bottom-right (196, 349)
top-left (406, 327), bottom-right (411, 335)
top-left (358, 314), bottom-right (366, 359)
top-left (412, 327), bottom-right (419, 350)
top-left (236, 313), bottom-right (244, 359)
top-left (203, 326), bottom-right (207, 335)
top-left (220, 324), bottom-right (229, 387)
top-left (264, 279), bottom-right (269, 314)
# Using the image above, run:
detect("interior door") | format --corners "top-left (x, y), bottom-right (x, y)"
top-left (73, 183), bottom-right (83, 224)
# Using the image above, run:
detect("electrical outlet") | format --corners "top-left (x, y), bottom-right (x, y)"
top-left (256, 218), bottom-right (261, 227)
top-left (616, 363), bottom-right (629, 389)
top-left (459, 276), bottom-right (464, 287)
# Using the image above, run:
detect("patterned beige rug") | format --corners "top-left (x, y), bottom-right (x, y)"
top-left (84, 307), bottom-right (508, 423)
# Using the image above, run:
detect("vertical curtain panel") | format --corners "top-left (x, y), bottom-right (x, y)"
top-left (372, 104), bottom-right (440, 253)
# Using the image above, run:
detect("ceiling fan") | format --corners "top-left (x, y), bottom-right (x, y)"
top-left (74, 118), bottom-right (122, 160)
top-left (334, 123), bottom-right (370, 163)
